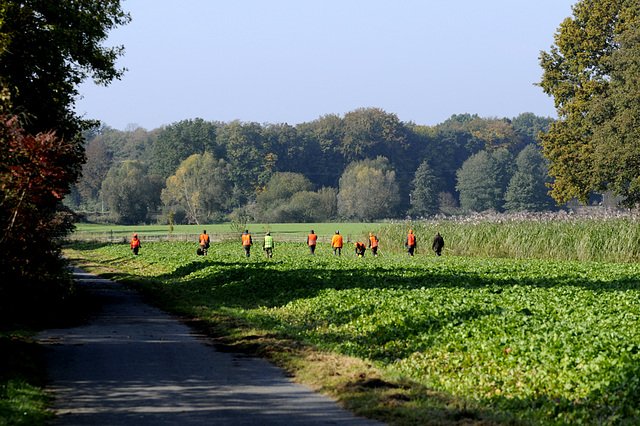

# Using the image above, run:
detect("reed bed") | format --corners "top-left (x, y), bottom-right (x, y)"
top-left (374, 209), bottom-right (640, 263)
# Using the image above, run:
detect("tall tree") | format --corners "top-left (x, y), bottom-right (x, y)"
top-left (410, 160), bottom-right (440, 216)
top-left (504, 144), bottom-right (555, 212)
top-left (587, 26), bottom-right (640, 206)
top-left (337, 157), bottom-right (400, 222)
top-left (538, 0), bottom-right (640, 205)
top-left (102, 161), bottom-right (163, 224)
top-left (456, 149), bottom-right (514, 212)
top-left (161, 153), bottom-right (232, 224)
top-left (456, 151), bottom-right (496, 212)
top-left (0, 0), bottom-right (129, 311)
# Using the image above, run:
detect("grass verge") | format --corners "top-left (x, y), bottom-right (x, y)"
top-left (0, 334), bottom-right (54, 425)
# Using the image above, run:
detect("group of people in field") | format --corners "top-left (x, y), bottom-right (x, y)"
top-left (131, 228), bottom-right (445, 258)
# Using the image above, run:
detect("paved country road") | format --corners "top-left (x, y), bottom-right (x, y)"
top-left (37, 267), bottom-right (383, 425)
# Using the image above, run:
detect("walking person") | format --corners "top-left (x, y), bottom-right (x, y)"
top-left (405, 229), bottom-right (416, 257)
top-left (263, 232), bottom-right (274, 258)
top-left (432, 232), bottom-right (444, 256)
top-left (331, 230), bottom-right (343, 256)
top-left (131, 233), bottom-right (141, 255)
top-left (199, 230), bottom-right (210, 256)
top-left (368, 232), bottom-right (379, 257)
top-left (242, 229), bottom-right (252, 257)
top-left (307, 230), bottom-right (317, 255)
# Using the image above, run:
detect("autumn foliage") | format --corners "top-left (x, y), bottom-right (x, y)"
top-left (0, 115), bottom-right (80, 318)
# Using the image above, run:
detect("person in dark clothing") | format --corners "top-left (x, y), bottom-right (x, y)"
top-left (355, 242), bottom-right (366, 257)
top-left (432, 232), bottom-right (444, 256)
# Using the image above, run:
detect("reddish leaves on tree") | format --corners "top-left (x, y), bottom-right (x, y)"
top-left (1, 114), bottom-right (80, 245)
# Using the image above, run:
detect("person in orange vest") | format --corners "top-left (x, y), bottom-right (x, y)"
top-left (131, 233), bottom-right (141, 255)
top-left (199, 230), bottom-right (210, 255)
top-left (306, 230), bottom-right (317, 255)
top-left (368, 232), bottom-right (379, 257)
top-left (405, 229), bottom-right (416, 257)
top-left (331, 230), bottom-right (343, 256)
top-left (242, 229), bottom-right (252, 257)
top-left (355, 241), bottom-right (366, 257)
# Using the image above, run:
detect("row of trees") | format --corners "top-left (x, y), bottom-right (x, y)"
top-left (67, 110), bottom-right (559, 224)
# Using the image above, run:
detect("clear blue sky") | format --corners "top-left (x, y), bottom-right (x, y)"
top-left (76, 0), bottom-right (576, 131)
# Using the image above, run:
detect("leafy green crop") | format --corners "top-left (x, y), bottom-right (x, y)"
top-left (72, 240), bottom-right (640, 423)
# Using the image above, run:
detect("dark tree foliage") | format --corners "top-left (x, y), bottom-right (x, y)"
top-left (456, 149), bottom-right (514, 213)
top-left (152, 118), bottom-right (219, 178)
top-left (77, 138), bottom-right (113, 206)
top-left (0, 0), bottom-right (129, 316)
top-left (0, 116), bottom-right (79, 319)
top-left (410, 160), bottom-right (440, 216)
top-left (510, 112), bottom-right (554, 145)
top-left (504, 144), bottom-right (555, 212)
top-left (295, 114), bottom-right (346, 189)
top-left (102, 161), bottom-right (163, 224)
top-left (538, 0), bottom-right (640, 205)
top-left (0, 0), bottom-right (129, 139)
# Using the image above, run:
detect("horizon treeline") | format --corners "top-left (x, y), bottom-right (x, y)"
top-left (66, 107), bottom-right (569, 225)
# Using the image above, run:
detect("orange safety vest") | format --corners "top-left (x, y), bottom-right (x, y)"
top-left (307, 234), bottom-right (317, 246)
top-left (369, 235), bottom-right (378, 247)
top-left (407, 233), bottom-right (415, 246)
top-left (331, 234), bottom-right (343, 248)
top-left (200, 234), bottom-right (210, 244)
top-left (242, 233), bottom-right (252, 246)
top-left (131, 237), bottom-right (140, 248)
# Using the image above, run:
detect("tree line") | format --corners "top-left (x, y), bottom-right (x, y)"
top-left (66, 109), bottom-right (559, 224)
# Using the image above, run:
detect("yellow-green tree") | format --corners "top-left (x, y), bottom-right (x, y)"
top-left (161, 153), bottom-right (232, 224)
top-left (256, 172), bottom-right (314, 212)
top-left (337, 157), bottom-right (400, 222)
top-left (538, 0), bottom-right (640, 206)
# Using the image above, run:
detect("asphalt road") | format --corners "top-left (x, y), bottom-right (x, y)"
top-left (37, 267), bottom-right (382, 425)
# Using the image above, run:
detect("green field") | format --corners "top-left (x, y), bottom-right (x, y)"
top-left (65, 237), bottom-right (640, 425)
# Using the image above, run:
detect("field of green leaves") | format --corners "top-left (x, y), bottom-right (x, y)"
top-left (68, 239), bottom-right (640, 424)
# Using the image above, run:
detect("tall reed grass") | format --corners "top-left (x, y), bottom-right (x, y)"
top-left (371, 209), bottom-right (640, 263)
